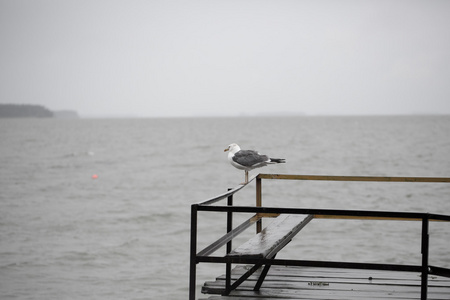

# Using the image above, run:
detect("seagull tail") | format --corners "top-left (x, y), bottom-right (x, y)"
top-left (269, 158), bottom-right (286, 164)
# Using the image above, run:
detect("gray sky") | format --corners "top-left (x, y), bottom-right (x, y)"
top-left (1, 0), bottom-right (450, 117)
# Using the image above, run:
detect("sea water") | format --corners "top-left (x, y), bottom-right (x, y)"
top-left (1, 116), bottom-right (449, 299)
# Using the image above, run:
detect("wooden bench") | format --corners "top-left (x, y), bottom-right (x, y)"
top-left (224, 214), bottom-right (314, 294)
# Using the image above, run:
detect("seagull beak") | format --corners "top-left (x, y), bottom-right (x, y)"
top-left (224, 148), bottom-right (229, 152)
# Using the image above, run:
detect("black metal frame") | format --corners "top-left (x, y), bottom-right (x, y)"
top-left (189, 174), bottom-right (450, 300)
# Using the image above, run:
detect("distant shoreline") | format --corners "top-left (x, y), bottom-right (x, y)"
top-left (0, 104), bottom-right (79, 119)
top-left (1, 104), bottom-right (448, 119)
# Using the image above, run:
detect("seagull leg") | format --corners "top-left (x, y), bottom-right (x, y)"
top-left (240, 171), bottom-right (249, 185)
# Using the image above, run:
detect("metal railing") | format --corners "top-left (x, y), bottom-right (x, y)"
top-left (189, 174), bottom-right (450, 300)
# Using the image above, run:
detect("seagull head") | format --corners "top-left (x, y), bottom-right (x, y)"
top-left (224, 143), bottom-right (241, 153)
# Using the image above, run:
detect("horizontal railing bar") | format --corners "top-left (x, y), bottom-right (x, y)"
top-left (196, 175), bottom-right (257, 206)
top-left (428, 213), bottom-right (450, 222)
top-left (196, 205), bottom-right (450, 221)
top-left (258, 173), bottom-right (450, 183)
top-left (314, 215), bottom-right (425, 221)
top-left (197, 256), bottom-right (422, 273)
top-left (197, 214), bottom-right (260, 257)
top-left (429, 265), bottom-right (450, 278)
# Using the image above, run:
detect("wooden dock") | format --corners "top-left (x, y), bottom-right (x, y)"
top-left (190, 174), bottom-right (450, 300)
top-left (201, 265), bottom-right (450, 300)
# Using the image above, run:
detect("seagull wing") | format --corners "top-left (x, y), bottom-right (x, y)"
top-left (233, 150), bottom-right (269, 168)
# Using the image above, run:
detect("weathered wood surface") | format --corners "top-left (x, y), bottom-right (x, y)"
top-left (200, 265), bottom-right (450, 300)
top-left (257, 173), bottom-right (450, 183)
top-left (227, 214), bottom-right (313, 259)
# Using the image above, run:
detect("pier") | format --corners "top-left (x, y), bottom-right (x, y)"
top-left (189, 174), bottom-right (450, 300)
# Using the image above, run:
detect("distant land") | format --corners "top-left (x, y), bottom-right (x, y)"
top-left (0, 104), bottom-right (79, 119)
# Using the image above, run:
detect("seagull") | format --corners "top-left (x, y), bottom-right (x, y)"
top-left (224, 143), bottom-right (286, 184)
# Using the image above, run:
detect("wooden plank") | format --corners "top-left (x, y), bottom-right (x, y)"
top-left (227, 214), bottom-right (313, 259)
top-left (199, 298), bottom-right (311, 300)
top-left (214, 273), bottom-right (426, 287)
top-left (224, 265), bottom-right (450, 285)
top-left (200, 298), bottom-right (408, 300)
top-left (203, 281), bottom-right (450, 299)
top-left (207, 288), bottom-right (450, 300)
top-left (202, 265), bottom-right (450, 300)
top-left (203, 279), bottom-right (450, 296)
top-left (207, 274), bottom-right (450, 290)
top-left (210, 269), bottom-right (450, 287)
top-left (257, 173), bottom-right (450, 183)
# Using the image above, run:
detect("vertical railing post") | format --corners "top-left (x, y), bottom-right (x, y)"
top-left (225, 189), bottom-right (233, 293)
top-left (421, 214), bottom-right (429, 300)
top-left (256, 176), bottom-right (262, 233)
top-left (189, 204), bottom-right (198, 300)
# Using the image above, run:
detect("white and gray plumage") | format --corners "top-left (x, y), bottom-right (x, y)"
top-left (224, 143), bottom-right (286, 183)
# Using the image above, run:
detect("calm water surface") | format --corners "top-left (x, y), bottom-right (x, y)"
top-left (1, 116), bottom-right (449, 299)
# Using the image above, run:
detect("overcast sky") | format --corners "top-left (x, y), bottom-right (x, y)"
top-left (1, 0), bottom-right (450, 117)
